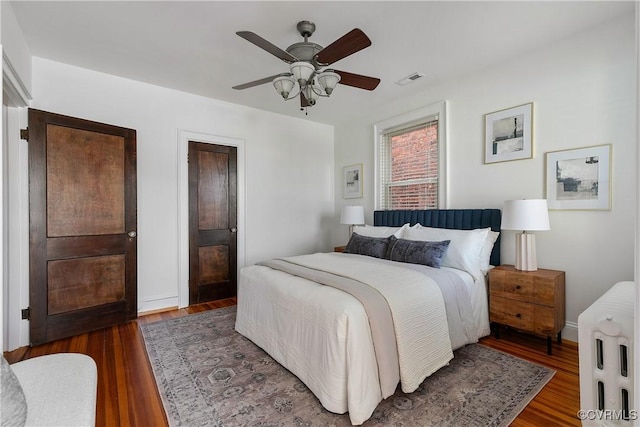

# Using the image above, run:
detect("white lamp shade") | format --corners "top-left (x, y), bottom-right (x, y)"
top-left (502, 199), bottom-right (550, 231)
top-left (317, 71), bottom-right (341, 95)
top-left (272, 76), bottom-right (295, 99)
top-left (340, 205), bottom-right (365, 225)
top-left (290, 61), bottom-right (315, 84)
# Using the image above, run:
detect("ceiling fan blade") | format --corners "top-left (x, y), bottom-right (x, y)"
top-left (334, 70), bottom-right (380, 91)
top-left (315, 29), bottom-right (371, 65)
top-left (232, 73), bottom-right (288, 90)
top-left (236, 31), bottom-right (298, 63)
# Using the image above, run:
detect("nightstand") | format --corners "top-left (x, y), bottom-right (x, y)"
top-left (488, 265), bottom-right (565, 355)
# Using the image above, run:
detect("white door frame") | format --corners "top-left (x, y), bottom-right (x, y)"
top-left (176, 130), bottom-right (245, 308)
top-left (3, 50), bottom-right (31, 350)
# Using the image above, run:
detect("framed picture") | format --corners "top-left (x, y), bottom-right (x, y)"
top-left (484, 103), bottom-right (533, 164)
top-left (545, 144), bottom-right (611, 210)
top-left (343, 163), bottom-right (363, 199)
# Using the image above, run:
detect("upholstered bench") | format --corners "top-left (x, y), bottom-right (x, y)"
top-left (1, 353), bottom-right (97, 426)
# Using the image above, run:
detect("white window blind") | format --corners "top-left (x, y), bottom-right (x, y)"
top-left (378, 114), bottom-right (439, 210)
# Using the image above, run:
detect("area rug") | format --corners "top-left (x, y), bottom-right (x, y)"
top-left (140, 306), bottom-right (555, 426)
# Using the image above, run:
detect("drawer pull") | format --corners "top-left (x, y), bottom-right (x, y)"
top-left (515, 285), bottom-right (522, 290)
top-left (515, 313), bottom-right (522, 318)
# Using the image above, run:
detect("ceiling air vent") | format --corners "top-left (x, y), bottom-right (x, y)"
top-left (395, 72), bottom-right (426, 86)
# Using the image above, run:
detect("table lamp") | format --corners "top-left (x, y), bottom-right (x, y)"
top-left (340, 205), bottom-right (365, 240)
top-left (501, 199), bottom-right (550, 271)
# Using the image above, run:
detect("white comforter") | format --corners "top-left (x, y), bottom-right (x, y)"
top-left (235, 252), bottom-right (472, 425)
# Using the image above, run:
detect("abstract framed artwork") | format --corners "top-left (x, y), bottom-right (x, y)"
top-left (343, 163), bottom-right (363, 199)
top-left (484, 103), bottom-right (533, 164)
top-left (545, 144), bottom-right (611, 210)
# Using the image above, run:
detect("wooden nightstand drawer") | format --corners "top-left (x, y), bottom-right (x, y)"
top-left (533, 276), bottom-right (562, 307)
top-left (534, 305), bottom-right (556, 335)
top-left (490, 296), bottom-right (533, 330)
top-left (490, 271), bottom-right (534, 302)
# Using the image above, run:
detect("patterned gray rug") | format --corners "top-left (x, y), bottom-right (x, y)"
top-left (140, 306), bottom-right (554, 427)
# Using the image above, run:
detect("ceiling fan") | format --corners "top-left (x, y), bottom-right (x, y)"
top-left (232, 21), bottom-right (381, 111)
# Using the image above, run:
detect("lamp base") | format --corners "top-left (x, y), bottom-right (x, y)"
top-left (515, 232), bottom-right (537, 271)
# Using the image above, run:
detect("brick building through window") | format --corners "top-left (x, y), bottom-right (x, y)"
top-left (388, 122), bottom-right (438, 208)
top-left (378, 116), bottom-right (439, 209)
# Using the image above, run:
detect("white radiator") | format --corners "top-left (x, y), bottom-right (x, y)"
top-left (578, 281), bottom-right (635, 426)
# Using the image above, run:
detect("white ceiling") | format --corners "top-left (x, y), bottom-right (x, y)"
top-left (9, 1), bottom-right (634, 126)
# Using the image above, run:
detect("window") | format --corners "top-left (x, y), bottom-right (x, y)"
top-left (375, 102), bottom-right (446, 210)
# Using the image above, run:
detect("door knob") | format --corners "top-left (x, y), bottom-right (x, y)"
top-left (128, 231), bottom-right (137, 238)
top-left (230, 227), bottom-right (237, 233)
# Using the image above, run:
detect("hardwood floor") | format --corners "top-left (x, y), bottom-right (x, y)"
top-left (481, 328), bottom-right (581, 427)
top-left (4, 298), bottom-right (580, 426)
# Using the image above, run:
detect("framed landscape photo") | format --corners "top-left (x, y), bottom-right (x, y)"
top-left (545, 144), bottom-right (611, 210)
top-left (343, 163), bottom-right (363, 199)
top-left (484, 103), bottom-right (533, 164)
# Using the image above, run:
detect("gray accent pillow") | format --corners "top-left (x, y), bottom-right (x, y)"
top-left (344, 233), bottom-right (390, 259)
top-left (1, 356), bottom-right (27, 426)
top-left (385, 235), bottom-right (451, 268)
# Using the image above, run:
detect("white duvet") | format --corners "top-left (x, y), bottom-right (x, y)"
top-left (235, 252), bottom-right (478, 425)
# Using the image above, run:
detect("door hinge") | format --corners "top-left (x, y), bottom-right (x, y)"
top-left (21, 307), bottom-right (30, 320)
top-left (20, 128), bottom-right (28, 141)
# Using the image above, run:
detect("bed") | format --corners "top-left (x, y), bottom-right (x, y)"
top-left (235, 209), bottom-right (501, 425)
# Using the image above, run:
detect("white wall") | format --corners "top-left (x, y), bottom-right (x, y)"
top-left (28, 58), bottom-right (334, 321)
top-left (334, 15), bottom-right (636, 342)
top-left (1, 2), bottom-right (32, 98)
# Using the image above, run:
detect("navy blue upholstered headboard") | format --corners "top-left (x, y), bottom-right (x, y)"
top-left (373, 209), bottom-right (502, 266)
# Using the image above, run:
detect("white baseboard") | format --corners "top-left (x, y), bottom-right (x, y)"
top-left (139, 295), bottom-right (179, 314)
top-left (562, 321), bottom-right (578, 343)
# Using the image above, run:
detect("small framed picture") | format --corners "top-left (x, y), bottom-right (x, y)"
top-left (545, 144), bottom-right (611, 210)
top-left (343, 163), bottom-right (363, 199)
top-left (484, 103), bottom-right (533, 164)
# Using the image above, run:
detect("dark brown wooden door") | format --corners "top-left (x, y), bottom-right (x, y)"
top-left (188, 141), bottom-right (237, 304)
top-left (28, 108), bottom-right (137, 345)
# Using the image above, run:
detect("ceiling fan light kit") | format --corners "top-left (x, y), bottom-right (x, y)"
top-left (317, 71), bottom-right (341, 95)
top-left (234, 20), bottom-right (380, 113)
top-left (290, 61), bottom-right (315, 85)
top-left (303, 84), bottom-right (321, 105)
top-left (273, 76), bottom-right (295, 99)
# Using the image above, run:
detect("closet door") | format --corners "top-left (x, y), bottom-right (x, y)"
top-left (28, 108), bottom-right (137, 345)
top-left (188, 141), bottom-right (237, 304)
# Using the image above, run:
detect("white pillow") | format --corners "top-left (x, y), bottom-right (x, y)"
top-left (404, 226), bottom-right (490, 282)
top-left (479, 230), bottom-right (500, 274)
top-left (352, 224), bottom-right (408, 238)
